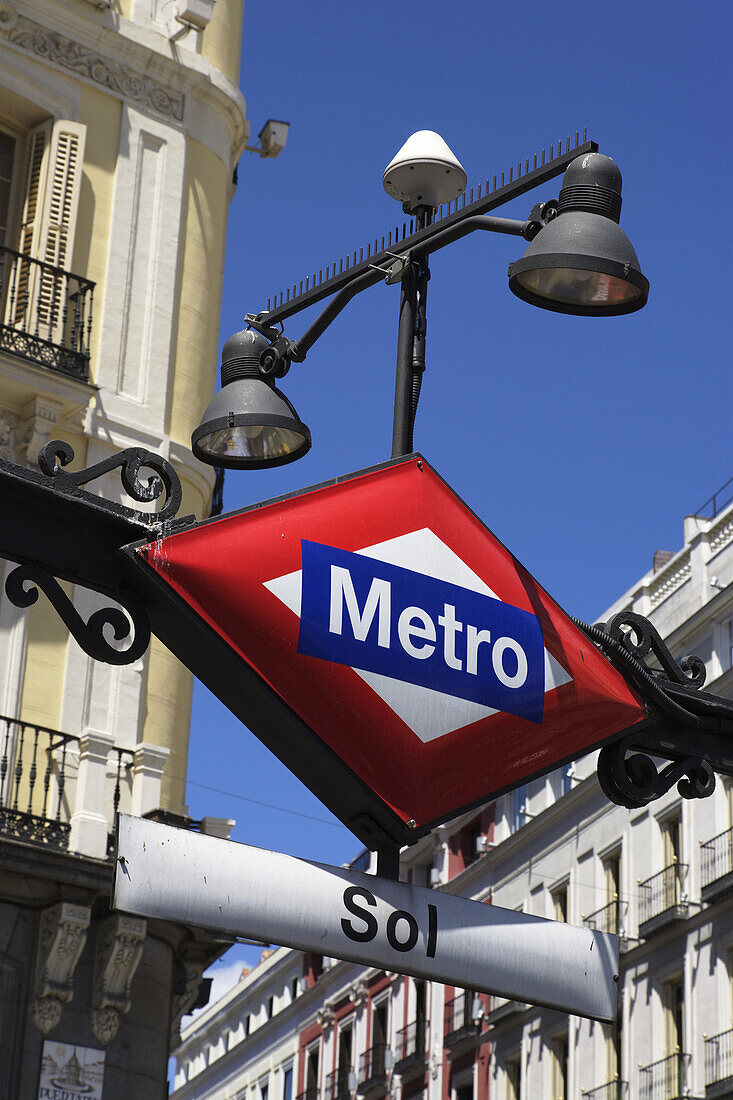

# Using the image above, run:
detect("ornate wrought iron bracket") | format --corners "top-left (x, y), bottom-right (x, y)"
top-left (5, 564), bottom-right (150, 665)
top-left (572, 611), bottom-right (733, 809)
top-left (36, 439), bottom-right (182, 524)
top-left (0, 440), bottom-right (187, 665)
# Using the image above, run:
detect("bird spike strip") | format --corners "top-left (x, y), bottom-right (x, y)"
top-left (264, 129), bottom-right (593, 323)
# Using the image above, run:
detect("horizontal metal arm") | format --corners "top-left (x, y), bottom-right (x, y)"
top-left (284, 216), bottom-right (529, 364)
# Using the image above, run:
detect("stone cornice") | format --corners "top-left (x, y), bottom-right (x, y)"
top-left (4, 11), bottom-right (185, 120)
top-left (0, 0), bottom-right (248, 151)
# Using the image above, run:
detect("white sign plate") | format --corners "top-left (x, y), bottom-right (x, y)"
top-left (114, 814), bottom-right (618, 1022)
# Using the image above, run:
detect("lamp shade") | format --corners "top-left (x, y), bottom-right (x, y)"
top-left (508, 154), bottom-right (649, 316)
top-left (192, 330), bottom-right (311, 470)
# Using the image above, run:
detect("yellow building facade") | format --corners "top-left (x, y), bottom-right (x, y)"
top-left (0, 0), bottom-right (247, 1093)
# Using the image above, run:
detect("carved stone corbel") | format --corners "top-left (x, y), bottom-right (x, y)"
top-left (349, 979), bottom-right (368, 1008)
top-left (31, 902), bottom-right (91, 1034)
top-left (317, 1002), bottom-right (335, 1031)
top-left (91, 914), bottom-right (147, 1044)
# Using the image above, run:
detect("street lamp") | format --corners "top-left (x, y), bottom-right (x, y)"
top-left (191, 329), bottom-right (311, 470)
top-left (507, 153), bottom-right (648, 315)
top-left (0, 128), bottom-right (731, 848)
top-left (192, 131), bottom-right (649, 471)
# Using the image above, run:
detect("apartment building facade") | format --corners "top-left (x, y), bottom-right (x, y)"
top-left (0, 0), bottom-right (247, 1094)
top-left (172, 487), bottom-right (733, 1100)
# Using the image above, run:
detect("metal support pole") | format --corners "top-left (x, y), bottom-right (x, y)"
top-left (376, 844), bottom-right (401, 881)
top-left (392, 206), bottom-right (433, 457)
top-left (391, 262), bottom-right (417, 457)
top-left (410, 257), bottom-right (429, 447)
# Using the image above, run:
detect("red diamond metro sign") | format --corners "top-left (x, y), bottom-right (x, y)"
top-left (130, 455), bottom-right (646, 844)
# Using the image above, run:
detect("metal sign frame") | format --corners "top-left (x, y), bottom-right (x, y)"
top-left (0, 441), bottom-right (730, 861)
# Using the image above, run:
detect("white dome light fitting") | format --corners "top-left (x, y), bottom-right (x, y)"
top-left (383, 130), bottom-right (467, 212)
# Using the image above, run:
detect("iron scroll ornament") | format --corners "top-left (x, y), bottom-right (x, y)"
top-left (1, 441), bottom-right (184, 665)
top-left (5, 565), bottom-right (151, 665)
top-left (37, 439), bottom-right (182, 523)
top-left (572, 611), bottom-right (733, 810)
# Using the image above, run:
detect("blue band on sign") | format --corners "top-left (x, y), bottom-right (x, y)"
top-left (297, 540), bottom-right (545, 724)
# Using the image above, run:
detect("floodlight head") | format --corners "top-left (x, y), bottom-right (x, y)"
top-left (192, 330), bottom-right (311, 470)
top-left (383, 130), bottom-right (467, 212)
top-left (508, 153), bottom-right (649, 316)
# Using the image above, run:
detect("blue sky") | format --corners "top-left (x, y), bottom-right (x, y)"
top-left (181, 0), bottom-right (731, 983)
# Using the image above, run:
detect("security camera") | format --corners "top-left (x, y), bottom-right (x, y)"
top-left (383, 130), bottom-right (467, 213)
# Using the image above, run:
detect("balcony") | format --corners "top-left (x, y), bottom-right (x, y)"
top-left (0, 245), bottom-right (94, 382)
top-left (486, 995), bottom-right (527, 1025)
top-left (701, 828), bottom-right (733, 903)
top-left (444, 992), bottom-right (481, 1050)
top-left (0, 713), bottom-right (166, 859)
top-left (639, 1052), bottom-right (690, 1100)
top-left (638, 863), bottom-right (689, 938)
top-left (393, 1020), bottom-right (427, 1077)
top-left (582, 1080), bottom-right (626, 1100)
top-left (583, 898), bottom-right (631, 952)
top-left (325, 1068), bottom-right (352, 1100)
top-left (357, 1043), bottom-right (389, 1095)
top-left (705, 1028), bottom-right (733, 1098)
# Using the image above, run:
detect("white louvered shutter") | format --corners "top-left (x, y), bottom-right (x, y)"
top-left (9, 119), bottom-right (86, 343)
top-left (9, 121), bottom-right (51, 327)
top-left (34, 120), bottom-right (86, 342)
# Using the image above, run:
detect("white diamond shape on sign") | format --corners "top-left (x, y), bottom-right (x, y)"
top-left (264, 527), bottom-right (571, 742)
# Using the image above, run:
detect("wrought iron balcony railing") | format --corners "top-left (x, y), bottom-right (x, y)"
top-left (444, 992), bottom-right (480, 1046)
top-left (583, 897), bottom-right (620, 935)
top-left (296, 1088), bottom-right (319, 1100)
top-left (638, 863), bottom-right (689, 934)
top-left (394, 1019), bottom-right (427, 1072)
top-left (581, 1079), bottom-right (626, 1100)
top-left (324, 1068), bottom-right (352, 1100)
top-left (0, 713), bottom-right (131, 853)
top-left (638, 1052), bottom-right (690, 1100)
top-left (705, 1027), bottom-right (733, 1092)
top-left (701, 826), bottom-right (733, 901)
top-left (358, 1043), bottom-right (388, 1088)
top-left (0, 244), bottom-right (94, 381)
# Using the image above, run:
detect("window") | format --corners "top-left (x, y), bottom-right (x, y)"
top-left (551, 1034), bottom-right (569, 1100)
top-left (415, 979), bottom-right (427, 1050)
top-left (267, 995), bottom-right (274, 1019)
top-left (506, 1055), bottom-right (521, 1100)
top-left (372, 999), bottom-right (388, 1047)
top-left (552, 883), bottom-right (568, 923)
top-left (560, 762), bottom-right (574, 795)
top-left (306, 1042), bottom-right (320, 1100)
top-left (603, 850), bottom-right (621, 933)
top-left (510, 785), bottom-right (527, 832)
top-left (454, 1084), bottom-right (473, 1100)
top-left (260, 1079), bottom-right (269, 1100)
top-left (338, 1023), bottom-right (353, 1096)
top-left (0, 129), bottom-right (16, 247)
top-left (283, 1066), bottom-right (293, 1100)
top-left (605, 1018), bottom-right (621, 1083)
top-left (664, 978), bottom-right (684, 1054)
top-left (1, 118), bottom-right (87, 343)
top-left (662, 814), bottom-right (681, 866)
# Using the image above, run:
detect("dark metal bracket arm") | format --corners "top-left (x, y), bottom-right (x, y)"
top-left (572, 611), bottom-right (733, 809)
top-left (0, 441), bottom-right (185, 666)
top-left (5, 564), bottom-right (150, 665)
